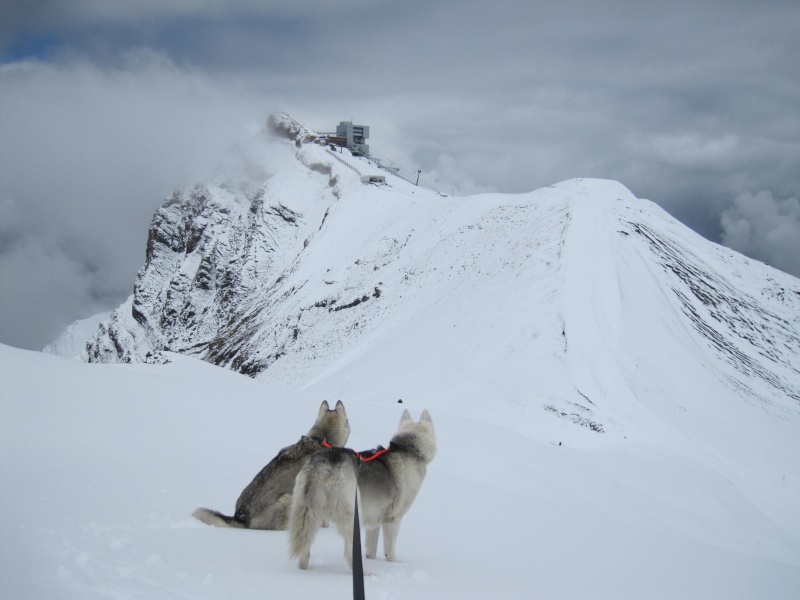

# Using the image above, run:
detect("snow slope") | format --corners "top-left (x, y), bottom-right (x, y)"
top-left (2, 343), bottom-right (799, 600)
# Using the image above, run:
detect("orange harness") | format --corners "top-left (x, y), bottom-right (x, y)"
top-left (355, 447), bottom-right (390, 462)
top-left (315, 438), bottom-right (390, 462)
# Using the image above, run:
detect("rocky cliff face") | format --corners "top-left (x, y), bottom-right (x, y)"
top-left (86, 114), bottom-right (337, 372)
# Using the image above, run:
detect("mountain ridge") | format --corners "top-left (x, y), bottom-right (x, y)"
top-left (65, 114), bottom-right (799, 437)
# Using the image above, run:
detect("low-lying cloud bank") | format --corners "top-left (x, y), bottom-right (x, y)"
top-left (0, 53), bottom-right (269, 349)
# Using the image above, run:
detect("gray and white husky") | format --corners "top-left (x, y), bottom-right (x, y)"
top-left (193, 400), bottom-right (350, 530)
top-left (288, 409), bottom-right (436, 570)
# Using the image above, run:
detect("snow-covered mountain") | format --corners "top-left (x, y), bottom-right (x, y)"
top-left (80, 113), bottom-right (799, 429)
top-left (7, 113), bottom-right (800, 598)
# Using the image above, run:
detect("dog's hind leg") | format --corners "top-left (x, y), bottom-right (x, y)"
top-left (298, 549), bottom-right (311, 570)
top-left (365, 526), bottom-right (380, 559)
top-left (333, 509), bottom-right (355, 570)
top-left (382, 519), bottom-right (401, 561)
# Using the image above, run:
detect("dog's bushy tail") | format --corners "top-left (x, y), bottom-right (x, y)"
top-left (192, 507), bottom-right (246, 528)
top-left (287, 470), bottom-right (323, 561)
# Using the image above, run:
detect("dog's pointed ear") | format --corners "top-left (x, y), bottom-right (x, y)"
top-left (318, 400), bottom-right (330, 417)
top-left (420, 409), bottom-right (432, 424)
top-left (400, 409), bottom-right (412, 425)
top-left (335, 400), bottom-right (346, 415)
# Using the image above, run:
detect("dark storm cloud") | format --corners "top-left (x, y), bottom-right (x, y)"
top-left (1, 0), bottom-right (799, 349)
top-left (721, 191), bottom-right (800, 276)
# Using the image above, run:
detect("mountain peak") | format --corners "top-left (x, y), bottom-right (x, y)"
top-left (551, 177), bottom-right (637, 201)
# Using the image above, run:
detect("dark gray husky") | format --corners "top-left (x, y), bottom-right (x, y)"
top-left (193, 400), bottom-right (350, 530)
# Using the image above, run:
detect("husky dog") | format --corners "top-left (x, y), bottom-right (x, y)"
top-left (288, 409), bottom-right (436, 570)
top-left (193, 400), bottom-right (350, 530)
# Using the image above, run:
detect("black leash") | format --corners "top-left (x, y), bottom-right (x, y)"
top-left (352, 445), bottom-right (390, 599)
top-left (352, 461), bottom-right (365, 600)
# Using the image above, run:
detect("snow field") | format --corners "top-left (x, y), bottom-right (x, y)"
top-left (2, 343), bottom-right (799, 599)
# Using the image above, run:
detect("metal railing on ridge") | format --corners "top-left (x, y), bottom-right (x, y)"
top-left (325, 149), bottom-right (362, 177)
top-left (324, 145), bottom-right (453, 196)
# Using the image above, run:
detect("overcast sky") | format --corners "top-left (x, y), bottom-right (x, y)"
top-left (1, 0), bottom-right (799, 350)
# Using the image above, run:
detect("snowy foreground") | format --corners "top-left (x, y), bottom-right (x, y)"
top-left (2, 343), bottom-right (799, 599)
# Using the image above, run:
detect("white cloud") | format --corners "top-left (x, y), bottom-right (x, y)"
top-left (721, 191), bottom-right (800, 278)
top-left (0, 52), bottom-right (272, 349)
top-left (0, 231), bottom-right (110, 350)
